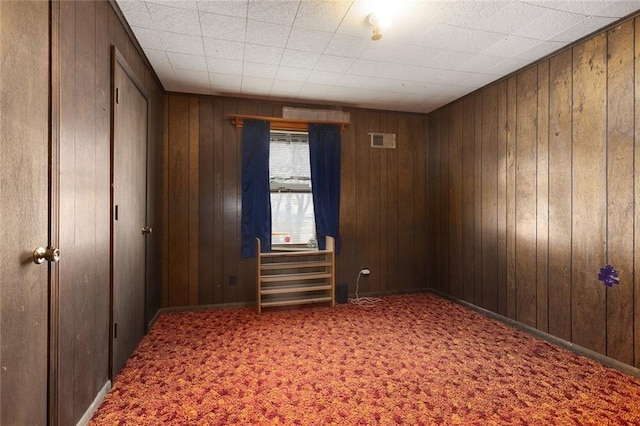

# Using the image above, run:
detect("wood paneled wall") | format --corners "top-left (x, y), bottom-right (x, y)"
top-left (163, 96), bottom-right (428, 307)
top-left (427, 17), bottom-right (640, 368)
top-left (55, 1), bottom-right (163, 423)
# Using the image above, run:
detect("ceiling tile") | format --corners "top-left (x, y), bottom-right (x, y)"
top-left (154, 66), bottom-right (177, 82)
top-left (144, 48), bottom-right (171, 68)
top-left (241, 76), bottom-right (273, 95)
top-left (549, 16), bottom-right (618, 42)
top-left (179, 70), bottom-right (211, 93)
top-left (248, 1), bottom-right (299, 26)
top-left (209, 72), bottom-right (242, 93)
top-left (293, 1), bottom-right (351, 33)
top-left (485, 57), bottom-right (534, 76)
top-left (245, 20), bottom-right (291, 48)
top-left (275, 66), bottom-right (311, 82)
top-left (306, 70), bottom-right (342, 85)
top-left (313, 55), bottom-right (355, 73)
top-left (593, 1), bottom-right (640, 18)
top-left (203, 38), bottom-right (244, 60)
top-left (243, 44), bottom-right (283, 65)
top-left (116, 0), bottom-right (640, 114)
top-left (475, 1), bottom-right (549, 34)
top-left (324, 33), bottom-right (371, 58)
top-left (148, 0), bottom-right (197, 10)
top-left (117, 0), bottom-right (155, 28)
top-left (206, 57), bottom-right (243, 74)
top-left (297, 82), bottom-right (333, 99)
top-left (517, 40), bottom-right (567, 61)
top-left (481, 35), bottom-right (543, 59)
top-left (540, 1), bottom-right (629, 16)
top-left (280, 49), bottom-right (320, 69)
top-left (453, 53), bottom-right (505, 73)
top-left (147, 3), bottom-right (201, 36)
top-left (200, 12), bottom-right (246, 41)
top-left (415, 24), bottom-right (506, 54)
top-left (286, 27), bottom-right (333, 53)
top-left (132, 26), bottom-right (164, 50)
top-left (514, 9), bottom-right (586, 41)
top-left (167, 52), bottom-right (207, 72)
top-left (197, 0), bottom-right (247, 17)
top-left (158, 31), bottom-right (205, 56)
top-left (270, 80), bottom-right (304, 96)
top-left (243, 61), bottom-right (278, 79)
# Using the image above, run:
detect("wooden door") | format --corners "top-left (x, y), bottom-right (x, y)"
top-left (111, 49), bottom-right (149, 378)
top-left (0, 1), bottom-right (50, 423)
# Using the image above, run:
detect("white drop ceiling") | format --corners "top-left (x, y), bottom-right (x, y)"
top-left (116, 0), bottom-right (640, 113)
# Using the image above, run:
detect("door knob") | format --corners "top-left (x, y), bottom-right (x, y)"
top-left (141, 226), bottom-right (152, 235)
top-left (33, 246), bottom-right (61, 264)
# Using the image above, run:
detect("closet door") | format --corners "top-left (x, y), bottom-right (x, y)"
top-left (111, 48), bottom-right (149, 378)
top-left (0, 1), bottom-right (50, 423)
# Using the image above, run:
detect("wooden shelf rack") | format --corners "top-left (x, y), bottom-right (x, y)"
top-left (257, 237), bottom-right (335, 313)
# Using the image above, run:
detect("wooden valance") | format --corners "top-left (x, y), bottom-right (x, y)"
top-left (227, 114), bottom-right (350, 133)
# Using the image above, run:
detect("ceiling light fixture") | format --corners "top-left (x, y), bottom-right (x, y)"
top-left (367, 13), bottom-right (383, 41)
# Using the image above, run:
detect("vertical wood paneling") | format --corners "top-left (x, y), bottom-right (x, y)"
top-left (496, 81), bottom-right (508, 316)
top-left (386, 115), bottom-right (399, 292)
top-left (515, 67), bottom-right (538, 328)
top-left (198, 98), bottom-right (214, 305)
top-left (548, 49), bottom-right (573, 341)
top-left (462, 98), bottom-right (475, 302)
top-left (413, 116), bottom-right (428, 286)
top-left (368, 112), bottom-right (383, 293)
top-left (212, 98), bottom-right (225, 303)
top-left (536, 62), bottom-right (550, 333)
top-left (427, 16), bottom-right (640, 369)
top-left (165, 99), bottom-right (427, 306)
top-left (606, 20), bottom-right (634, 364)
top-left (167, 96), bottom-right (190, 306)
top-left (449, 102), bottom-right (464, 299)
top-left (188, 98), bottom-right (199, 305)
top-left (430, 110), bottom-right (442, 290)
top-left (74, 1), bottom-right (97, 414)
top-left (337, 110), bottom-right (357, 291)
top-left (356, 110), bottom-right (373, 291)
top-left (94, 0), bottom-right (111, 396)
top-left (221, 99), bottom-right (239, 303)
top-left (387, 116), bottom-right (404, 290)
top-left (440, 108), bottom-right (450, 295)
top-left (506, 76), bottom-right (517, 320)
top-left (481, 86), bottom-right (498, 311)
top-left (473, 96), bottom-right (483, 304)
top-left (571, 34), bottom-right (607, 354)
top-left (378, 114), bottom-right (390, 291)
top-left (52, 1), bottom-right (164, 422)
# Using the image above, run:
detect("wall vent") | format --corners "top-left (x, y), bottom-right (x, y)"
top-left (369, 133), bottom-right (396, 149)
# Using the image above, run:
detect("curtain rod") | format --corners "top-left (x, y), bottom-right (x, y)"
top-left (227, 114), bottom-right (350, 133)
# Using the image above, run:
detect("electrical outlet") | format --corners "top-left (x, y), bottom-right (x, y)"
top-left (360, 268), bottom-right (370, 276)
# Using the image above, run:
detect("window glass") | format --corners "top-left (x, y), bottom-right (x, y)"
top-left (269, 131), bottom-right (316, 247)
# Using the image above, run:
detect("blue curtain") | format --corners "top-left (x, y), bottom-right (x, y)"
top-left (308, 123), bottom-right (341, 253)
top-left (240, 119), bottom-right (271, 258)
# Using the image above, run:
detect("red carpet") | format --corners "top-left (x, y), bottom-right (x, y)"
top-left (90, 293), bottom-right (640, 424)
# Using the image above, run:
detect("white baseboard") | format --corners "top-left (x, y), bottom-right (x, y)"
top-left (76, 380), bottom-right (111, 426)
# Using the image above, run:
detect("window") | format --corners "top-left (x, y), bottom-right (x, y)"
top-left (269, 131), bottom-right (316, 248)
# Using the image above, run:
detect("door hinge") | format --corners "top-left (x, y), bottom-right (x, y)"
top-left (114, 322), bottom-right (118, 339)
top-left (116, 87), bottom-right (120, 104)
